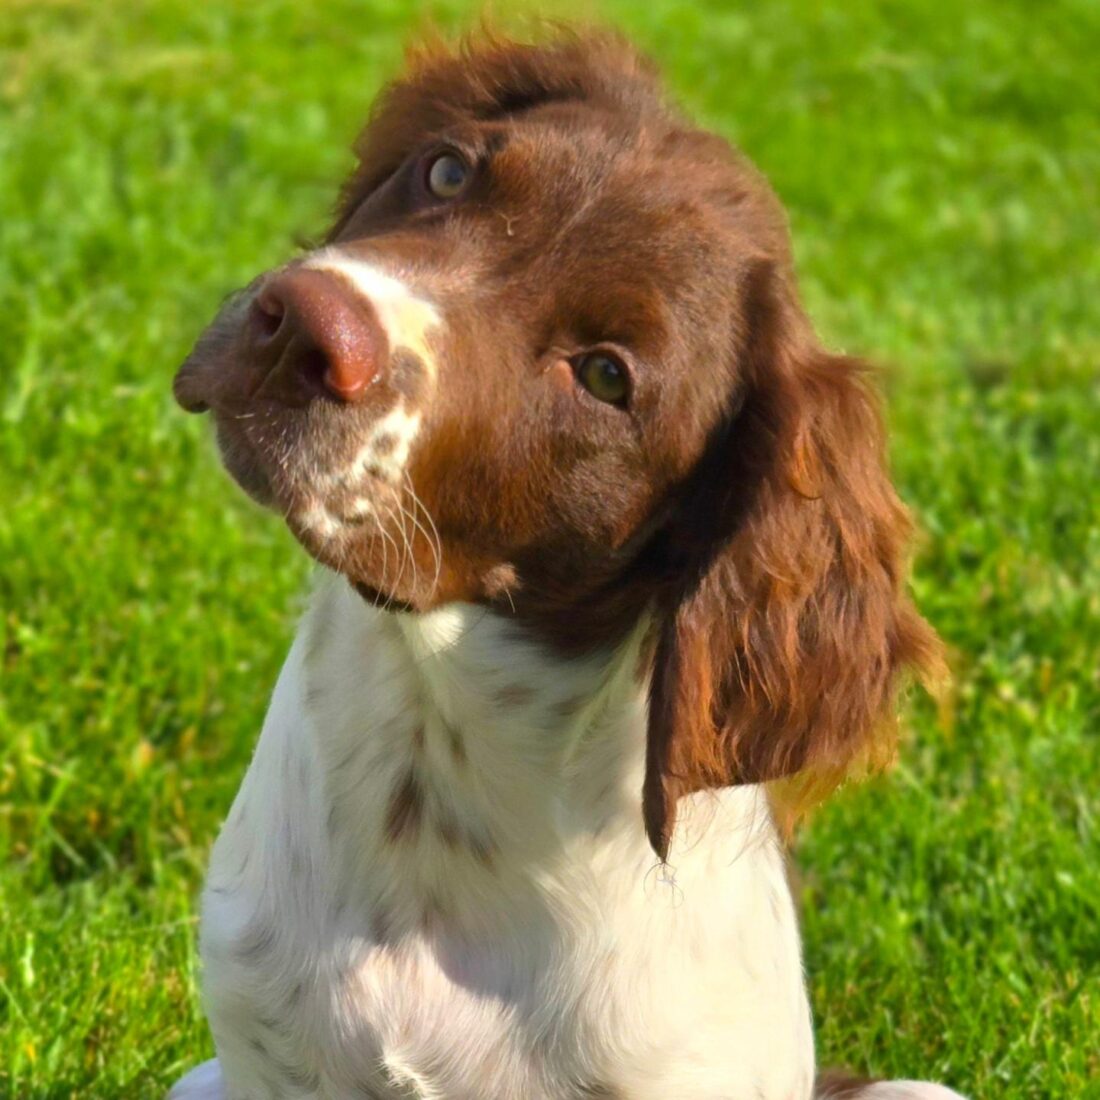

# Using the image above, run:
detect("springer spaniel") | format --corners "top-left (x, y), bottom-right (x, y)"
top-left (169, 32), bottom-right (965, 1100)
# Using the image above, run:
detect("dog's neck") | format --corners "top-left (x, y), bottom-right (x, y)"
top-left (201, 583), bottom-right (807, 1100)
top-left (279, 574), bottom-right (658, 930)
top-left (392, 595), bottom-right (640, 751)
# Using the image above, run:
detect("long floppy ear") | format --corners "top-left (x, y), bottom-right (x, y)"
top-left (643, 263), bottom-right (942, 859)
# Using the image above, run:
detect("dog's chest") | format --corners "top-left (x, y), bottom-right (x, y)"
top-left (202, 879), bottom-right (597, 1100)
top-left (197, 581), bottom-right (814, 1099)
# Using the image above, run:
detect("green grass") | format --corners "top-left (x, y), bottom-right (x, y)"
top-left (1, 0), bottom-right (1097, 1095)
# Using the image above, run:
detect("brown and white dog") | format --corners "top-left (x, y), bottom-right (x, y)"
top-left (170, 32), bottom-right (964, 1100)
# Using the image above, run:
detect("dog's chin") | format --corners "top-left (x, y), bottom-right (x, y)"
top-left (206, 409), bottom-right (425, 608)
top-left (288, 515), bottom-right (422, 612)
top-left (221, 450), bottom-right (279, 509)
top-left (210, 416), bottom-right (277, 505)
top-left (349, 580), bottom-right (417, 613)
top-left (233, 469), bottom-right (416, 609)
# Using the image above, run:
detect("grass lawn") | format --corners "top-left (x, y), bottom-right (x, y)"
top-left (2, 0), bottom-right (1098, 1095)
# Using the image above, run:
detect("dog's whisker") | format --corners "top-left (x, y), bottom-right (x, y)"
top-left (374, 499), bottom-right (400, 611)
top-left (402, 471), bottom-right (442, 599)
top-left (397, 498), bottom-right (415, 596)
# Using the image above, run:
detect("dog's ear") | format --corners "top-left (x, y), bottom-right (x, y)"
top-left (643, 262), bottom-right (942, 859)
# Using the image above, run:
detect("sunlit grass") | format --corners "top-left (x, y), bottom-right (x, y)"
top-left (1, 0), bottom-right (1097, 1094)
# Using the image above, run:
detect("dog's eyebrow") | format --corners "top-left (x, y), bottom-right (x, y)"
top-left (478, 86), bottom-right (583, 121)
top-left (329, 110), bottom-right (559, 241)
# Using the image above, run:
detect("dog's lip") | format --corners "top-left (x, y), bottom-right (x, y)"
top-left (178, 393), bottom-right (211, 414)
top-left (351, 579), bottom-right (417, 613)
top-left (173, 359), bottom-right (213, 414)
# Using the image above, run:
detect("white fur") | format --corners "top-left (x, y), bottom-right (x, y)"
top-left (299, 405), bottom-right (425, 540)
top-left (171, 576), bottom-right (966, 1100)
top-left (289, 254), bottom-right (433, 543)
top-left (347, 405), bottom-right (423, 487)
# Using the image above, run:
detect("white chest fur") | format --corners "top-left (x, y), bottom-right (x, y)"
top-left (187, 575), bottom-right (814, 1100)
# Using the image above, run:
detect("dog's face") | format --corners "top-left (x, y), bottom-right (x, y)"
top-left (175, 36), bottom-right (787, 633)
top-left (175, 34), bottom-right (939, 855)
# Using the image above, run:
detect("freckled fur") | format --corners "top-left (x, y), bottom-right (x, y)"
top-left (175, 582), bottom-right (819, 1099)
top-left (170, 29), bottom-right (963, 1100)
top-left (383, 770), bottom-right (424, 843)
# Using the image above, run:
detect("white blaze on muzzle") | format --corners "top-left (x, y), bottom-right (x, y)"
top-left (303, 250), bottom-right (442, 379)
top-left (301, 250), bottom-right (441, 500)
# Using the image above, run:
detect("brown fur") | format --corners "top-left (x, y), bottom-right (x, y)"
top-left (814, 1071), bottom-right (879, 1098)
top-left (384, 770), bottom-right (424, 842)
top-left (642, 261), bottom-right (943, 855)
top-left (176, 29), bottom-right (942, 858)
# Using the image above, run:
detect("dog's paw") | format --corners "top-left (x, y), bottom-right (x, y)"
top-left (817, 1076), bottom-right (967, 1100)
top-left (860, 1083), bottom-right (967, 1100)
top-left (167, 1058), bottom-right (224, 1099)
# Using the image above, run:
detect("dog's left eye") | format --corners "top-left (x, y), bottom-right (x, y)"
top-left (575, 352), bottom-right (631, 407)
top-left (426, 152), bottom-right (471, 199)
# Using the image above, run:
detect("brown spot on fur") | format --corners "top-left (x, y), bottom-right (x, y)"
top-left (370, 903), bottom-right (395, 944)
top-left (436, 809), bottom-right (461, 850)
top-left (497, 683), bottom-right (535, 707)
top-left (372, 432), bottom-right (398, 456)
top-left (444, 720), bottom-right (466, 763)
top-left (435, 808), bottom-right (496, 867)
top-left (553, 693), bottom-right (587, 719)
top-left (420, 891), bottom-right (446, 931)
top-left (469, 832), bottom-right (496, 867)
top-left (384, 770), bottom-right (424, 842)
top-left (391, 349), bottom-right (430, 405)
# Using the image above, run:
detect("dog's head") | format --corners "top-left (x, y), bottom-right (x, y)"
top-left (175, 32), bottom-right (940, 857)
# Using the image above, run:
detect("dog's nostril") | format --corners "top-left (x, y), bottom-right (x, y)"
top-left (250, 294), bottom-right (285, 341)
top-left (298, 348), bottom-right (331, 398)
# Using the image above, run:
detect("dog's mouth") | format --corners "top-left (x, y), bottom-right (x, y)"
top-left (231, 403), bottom-right (427, 566)
top-left (174, 252), bottom-right (456, 606)
top-left (177, 355), bottom-right (433, 606)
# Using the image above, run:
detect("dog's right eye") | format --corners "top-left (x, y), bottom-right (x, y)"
top-left (574, 351), bottom-right (631, 408)
top-left (425, 151), bottom-right (471, 200)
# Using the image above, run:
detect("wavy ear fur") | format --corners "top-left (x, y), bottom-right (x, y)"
top-left (643, 264), bottom-right (942, 859)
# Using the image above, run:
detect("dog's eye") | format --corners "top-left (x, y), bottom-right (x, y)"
top-left (575, 352), bottom-right (630, 407)
top-left (426, 152), bottom-right (470, 199)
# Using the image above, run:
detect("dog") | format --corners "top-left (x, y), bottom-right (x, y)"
top-left (169, 31), bottom-right (965, 1100)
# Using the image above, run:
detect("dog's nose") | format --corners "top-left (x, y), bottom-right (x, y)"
top-left (248, 268), bottom-right (388, 404)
